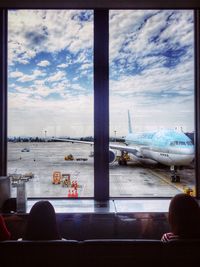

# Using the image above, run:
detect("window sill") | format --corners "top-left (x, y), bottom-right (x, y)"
top-left (25, 199), bottom-right (171, 214)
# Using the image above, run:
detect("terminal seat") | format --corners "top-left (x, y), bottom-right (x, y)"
top-left (164, 239), bottom-right (200, 266)
top-left (1, 239), bottom-right (200, 267)
top-left (0, 240), bottom-right (79, 267)
top-left (81, 239), bottom-right (162, 267)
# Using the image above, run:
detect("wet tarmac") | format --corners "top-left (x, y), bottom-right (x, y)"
top-left (7, 142), bottom-right (195, 198)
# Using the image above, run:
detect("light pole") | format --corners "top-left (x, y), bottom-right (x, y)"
top-left (114, 130), bottom-right (117, 142)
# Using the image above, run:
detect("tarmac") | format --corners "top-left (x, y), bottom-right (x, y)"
top-left (7, 142), bottom-right (195, 198)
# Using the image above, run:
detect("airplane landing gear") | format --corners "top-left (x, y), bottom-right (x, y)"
top-left (170, 166), bottom-right (180, 183)
top-left (118, 151), bottom-right (129, 166)
top-left (118, 158), bottom-right (127, 165)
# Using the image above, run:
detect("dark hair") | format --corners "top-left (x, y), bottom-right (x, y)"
top-left (23, 201), bottom-right (60, 240)
top-left (169, 193), bottom-right (200, 238)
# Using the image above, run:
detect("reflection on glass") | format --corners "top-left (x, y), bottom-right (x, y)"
top-left (8, 10), bottom-right (94, 198)
top-left (109, 10), bottom-right (195, 197)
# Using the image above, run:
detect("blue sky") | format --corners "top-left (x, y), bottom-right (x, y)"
top-left (8, 10), bottom-right (194, 137)
top-left (109, 10), bottom-right (194, 134)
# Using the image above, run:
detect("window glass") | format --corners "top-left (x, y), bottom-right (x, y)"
top-left (8, 10), bottom-right (94, 198)
top-left (109, 10), bottom-right (195, 197)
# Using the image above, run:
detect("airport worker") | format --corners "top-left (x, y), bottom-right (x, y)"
top-left (23, 201), bottom-right (61, 240)
top-left (161, 193), bottom-right (200, 242)
top-left (0, 215), bottom-right (11, 241)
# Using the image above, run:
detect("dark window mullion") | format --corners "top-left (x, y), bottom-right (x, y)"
top-left (194, 9), bottom-right (200, 198)
top-left (0, 9), bottom-right (7, 176)
top-left (94, 9), bottom-right (109, 200)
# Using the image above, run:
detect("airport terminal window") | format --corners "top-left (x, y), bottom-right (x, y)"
top-left (109, 10), bottom-right (195, 197)
top-left (3, 7), bottom-right (198, 200)
top-left (7, 10), bottom-right (94, 198)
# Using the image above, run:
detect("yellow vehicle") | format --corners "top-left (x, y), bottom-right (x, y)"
top-left (64, 154), bottom-right (74, 161)
top-left (117, 151), bottom-right (131, 165)
top-left (183, 186), bottom-right (195, 196)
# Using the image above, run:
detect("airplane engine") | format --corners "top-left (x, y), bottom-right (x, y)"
top-left (109, 149), bottom-right (117, 164)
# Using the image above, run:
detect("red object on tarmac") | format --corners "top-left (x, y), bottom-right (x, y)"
top-left (68, 189), bottom-right (71, 197)
top-left (75, 190), bottom-right (78, 198)
top-left (74, 181), bottom-right (78, 191)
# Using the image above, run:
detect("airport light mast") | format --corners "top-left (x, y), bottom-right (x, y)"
top-left (114, 130), bottom-right (117, 142)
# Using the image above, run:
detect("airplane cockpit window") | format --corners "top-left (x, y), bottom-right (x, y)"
top-left (172, 141), bottom-right (193, 146)
top-left (187, 141), bottom-right (193, 146)
top-left (179, 141), bottom-right (186, 146)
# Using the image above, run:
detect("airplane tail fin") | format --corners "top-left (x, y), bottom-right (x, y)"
top-left (128, 110), bottom-right (133, 134)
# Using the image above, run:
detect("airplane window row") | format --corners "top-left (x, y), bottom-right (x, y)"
top-left (170, 141), bottom-right (193, 146)
top-left (160, 153), bottom-right (169, 157)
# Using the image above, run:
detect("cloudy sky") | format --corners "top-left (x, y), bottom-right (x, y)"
top-left (8, 9), bottom-right (194, 137)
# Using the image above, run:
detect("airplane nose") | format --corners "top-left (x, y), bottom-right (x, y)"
top-left (168, 145), bottom-right (194, 166)
top-left (186, 146), bottom-right (195, 155)
top-left (170, 146), bottom-right (194, 155)
top-left (180, 146), bottom-right (195, 164)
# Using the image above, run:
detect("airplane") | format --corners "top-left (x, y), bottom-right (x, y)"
top-left (53, 111), bottom-right (195, 183)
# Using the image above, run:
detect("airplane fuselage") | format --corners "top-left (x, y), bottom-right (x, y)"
top-left (125, 129), bottom-right (194, 166)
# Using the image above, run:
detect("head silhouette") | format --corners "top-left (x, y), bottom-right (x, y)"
top-left (168, 193), bottom-right (200, 238)
top-left (24, 201), bottom-right (60, 240)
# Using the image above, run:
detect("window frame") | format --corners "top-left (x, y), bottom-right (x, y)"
top-left (0, 1), bottom-right (200, 201)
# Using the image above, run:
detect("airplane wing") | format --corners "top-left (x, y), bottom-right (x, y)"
top-left (52, 137), bottom-right (141, 157)
top-left (109, 143), bottom-right (139, 155)
top-left (51, 138), bottom-right (93, 145)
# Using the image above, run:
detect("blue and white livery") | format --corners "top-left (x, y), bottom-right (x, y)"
top-left (53, 111), bottom-right (194, 182)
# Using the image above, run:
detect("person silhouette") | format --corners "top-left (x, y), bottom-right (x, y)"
top-left (23, 201), bottom-right (61, 240)
top-left (161, 193), bottom-right (200, 242)
top-left (0, 215), bottom-right (11, 241)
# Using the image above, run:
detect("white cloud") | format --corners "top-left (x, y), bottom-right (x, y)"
top-left (109, 92), bottom-right (194, 134)
top-left (110, 59), bottom-right (194, 97)
top-left (109, 10), bottom-right (193, 63)
top-left (34, 80), bottom-right (46, 86)
top-left (16, 69), bottom-right (46, 83)
top-left (8, 91), bottom-right (94, 137)
top-left (17, 58), bottom-right (30, 65)
top-left (8, 10), bottom-right (194, 136)
top-left (80, 63), bottom-right (92, 70)
top-left (8, 10), bottom-right (93, 65)
top-left (57, 63), bottom-right (68, 68)
top-left (9, 71), bottom-right (24, 78)
top-left (32, 69), bottom-right (46, 77)
top-left (37, 60), bottom-right (50, 67)
top-left (17, 75), bottom-right (35, 82)
top-left (47, 70), bottom-right (66, 83)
